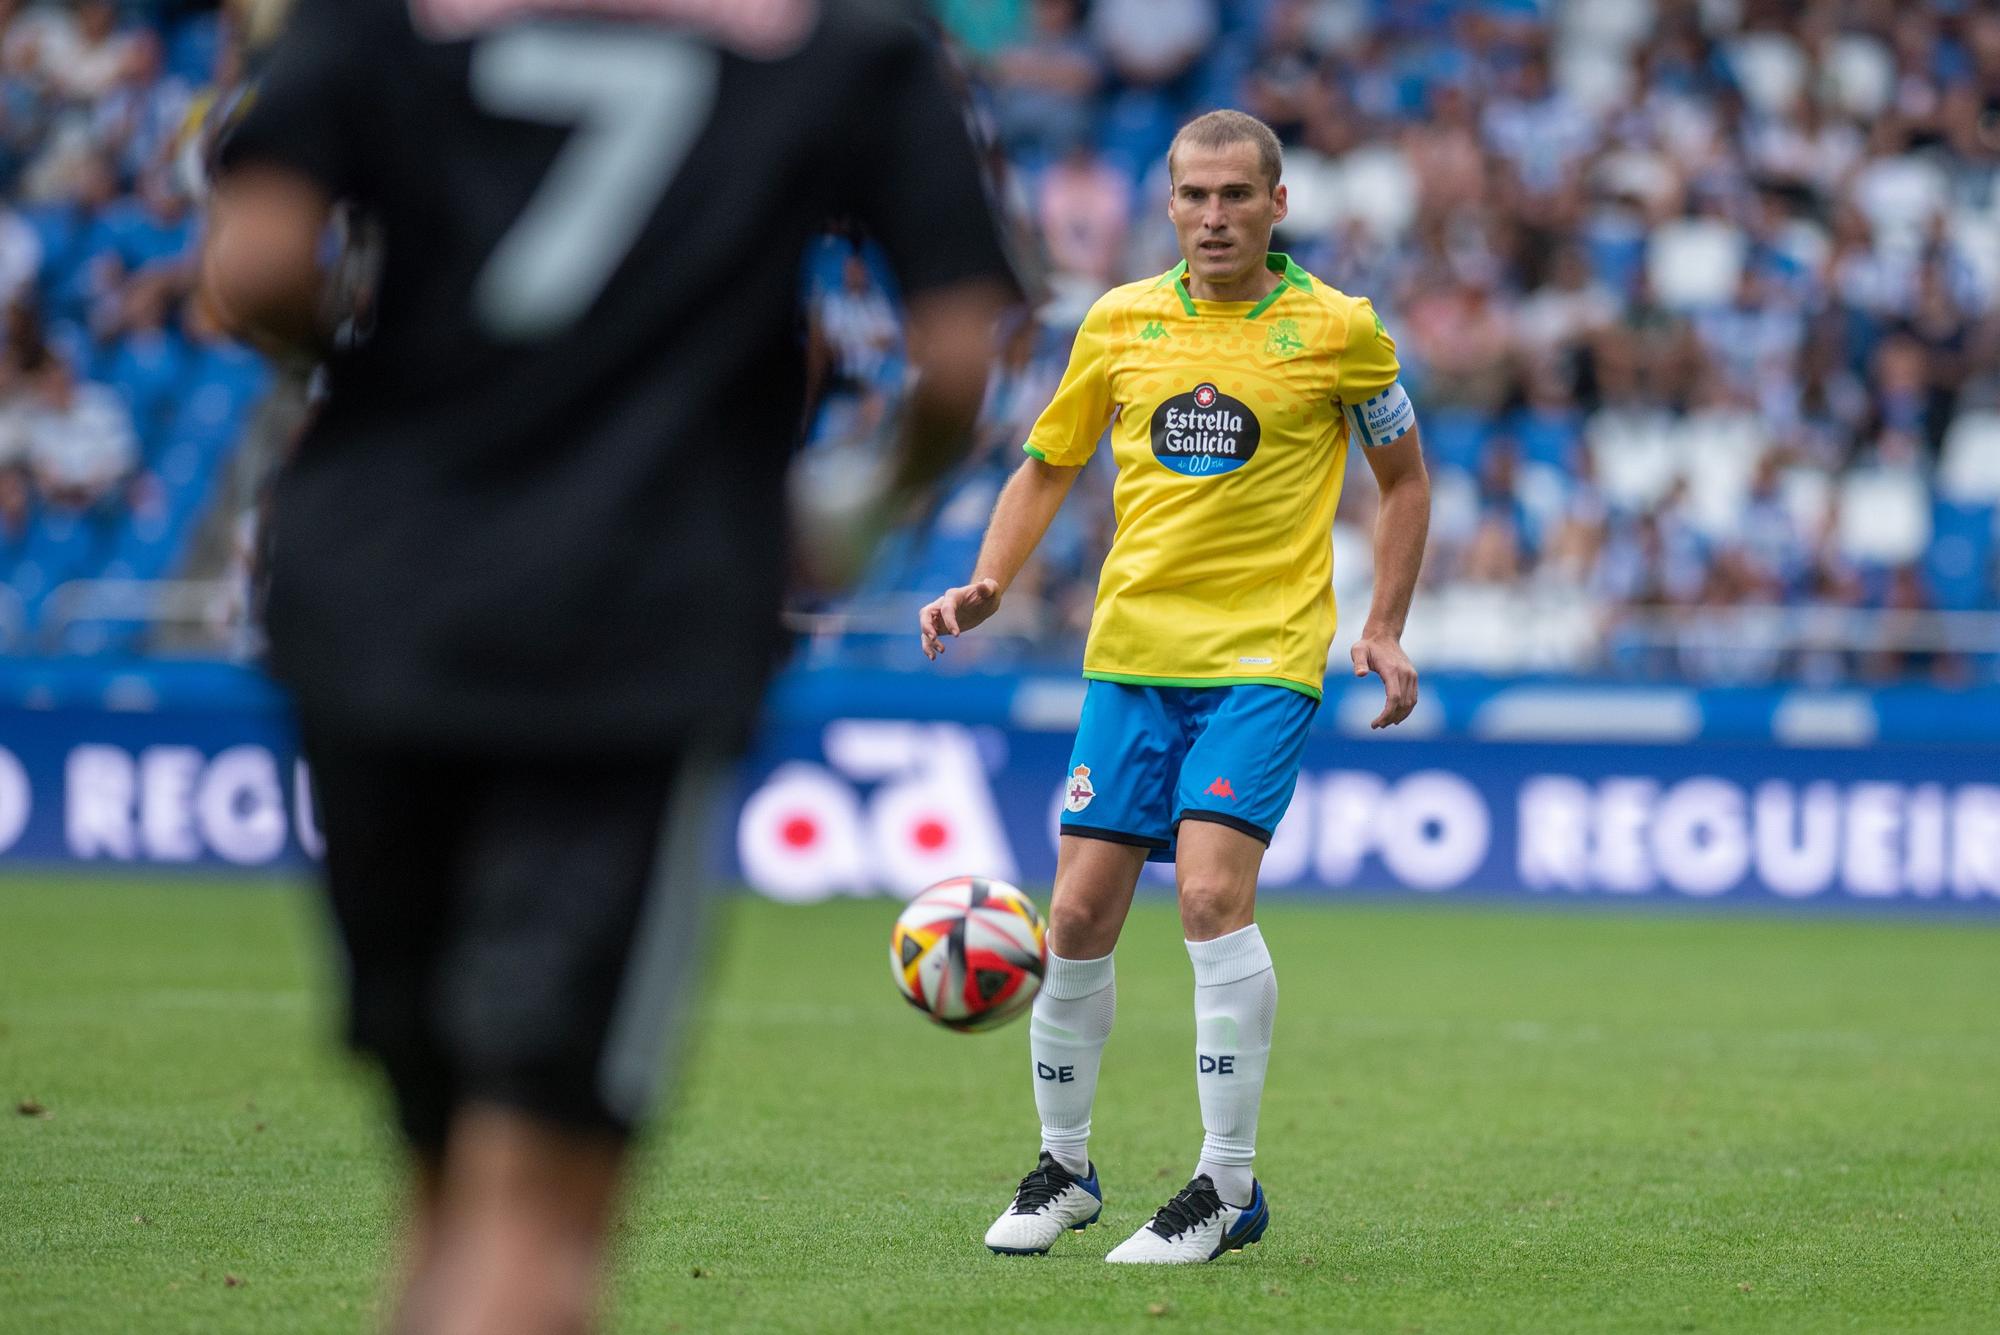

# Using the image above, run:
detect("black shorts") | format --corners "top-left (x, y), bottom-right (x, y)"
top-left (304, 739), bottom-right (717, 1151)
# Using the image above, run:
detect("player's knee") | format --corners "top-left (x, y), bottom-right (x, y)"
top-left (1178, 877), bottom-right (1253, 942)
top-left (1047, 889), bottom-right (1123, 957)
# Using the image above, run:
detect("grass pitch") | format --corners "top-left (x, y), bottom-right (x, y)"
top-left (1, 877), bottom-right (1996, 1334)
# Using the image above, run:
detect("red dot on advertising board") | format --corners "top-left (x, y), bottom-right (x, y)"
top-left (780, 815), bottom-right (818, 850)
top-left (913, 818), bottom-right (949, 851)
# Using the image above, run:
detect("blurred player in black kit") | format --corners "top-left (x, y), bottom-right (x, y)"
top-left (200, 1), bottom-right (1017, 1329)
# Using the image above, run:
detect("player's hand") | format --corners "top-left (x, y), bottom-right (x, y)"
top-left (919, 579), bottom-right (1002, 660)
top-left (1351, 633), bottom-right (1419, 728)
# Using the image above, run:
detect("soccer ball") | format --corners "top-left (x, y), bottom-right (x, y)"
top-left (890, 876), bottom-right (1047, 1032)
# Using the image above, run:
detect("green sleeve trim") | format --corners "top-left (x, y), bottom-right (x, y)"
top-left (1082, 669), bottom-right (1323, 702)
top-left (1022, 442), bottom-right (1049, 461)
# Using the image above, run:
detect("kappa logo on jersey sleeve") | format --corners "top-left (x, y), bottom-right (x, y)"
top-left (1064, 764), bottom-right (1096, 813)
top-left (1149, 383), bottom-right (1261, 477)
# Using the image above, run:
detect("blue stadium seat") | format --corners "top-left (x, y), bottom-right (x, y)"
top-left (1583, 224), bottom-right (1647, 300)
top-left (1191, 36), bottom-right (1258, 112)
top-left (43, 319), bottom-right (94, 374)
top-left (166, 12), bottom-right (224, 86)
top-left (113, 507), bottom-right (186, 582)
top-left (1509, 406), bottom-right (1584, 470)
top-left (167, 342), bottom-right (269, 459)
top-left (1417, 408), bottom-right (1489, 474)
top-left (39, 221), bottom-right (113, 325)
top-left (18, 203), bottom-right (85, 303)
top-left (100, 330), bottom-right (189, 456)
top-left (7, 555), bottom-right (50, 613)
top-left (1926, 500), bottom-right (1996, 612)
top-left (24, 510), bottom-right (101, 583)
top-left (1097, 90), bottom-right (1179, 181)
top-left (1215, 0), bottom-right (1272, 39)
top-left (96, 200), bottom-right (194, 274)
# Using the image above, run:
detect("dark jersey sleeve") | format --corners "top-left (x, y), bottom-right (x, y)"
top-left (215, 0), bottom-right (371, 196)
top-left (844, 27), bottom-right (1019, 300)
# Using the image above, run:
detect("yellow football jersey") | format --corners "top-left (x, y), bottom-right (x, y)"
top-left (1024, 253), bottom-right (1403, 699)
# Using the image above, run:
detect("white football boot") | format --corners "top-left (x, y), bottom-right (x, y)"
top-left (984, 1152), bottom-right (1104, 1255)
top-left (1103, 1174), bottom-right (1268, 1264)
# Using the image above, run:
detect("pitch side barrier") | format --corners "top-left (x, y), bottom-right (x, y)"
top-left (1, 662), bottom-right (1998, 912)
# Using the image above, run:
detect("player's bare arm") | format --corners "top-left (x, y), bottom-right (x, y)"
top-left (895, 281), bottom-right (1018, 501)
top-left (919, 456), bottom-right (1082, 660)
top-left (797, 281), bottom-right (1015, 593)
top-left (1350, 428), bottom-right (1430, 729)
top-left (198, 164), bottom-right (333, 355)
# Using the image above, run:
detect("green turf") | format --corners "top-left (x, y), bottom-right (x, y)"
top-left (2, 877), bottom-right (1996, 1333)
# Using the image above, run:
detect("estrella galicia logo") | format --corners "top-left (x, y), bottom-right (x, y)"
top-left (1150, 382), bottom-right (1261, 477)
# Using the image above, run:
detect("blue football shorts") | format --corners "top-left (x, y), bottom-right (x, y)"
top-left (1058, 680), bottom-right (1319, 862)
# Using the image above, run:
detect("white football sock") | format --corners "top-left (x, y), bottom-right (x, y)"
top-left (1187, 924), bottom-right (1276, 1207)
top-left (1029, 950), bottom-right (1115, 1177)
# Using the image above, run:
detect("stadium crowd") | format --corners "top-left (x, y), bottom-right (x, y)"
top-left (0, 0), bottom-right (1996, 685)
top-left (0, 0), bottom-right (264, 653)
top-left (812, 0), bottom-right (2000, 684)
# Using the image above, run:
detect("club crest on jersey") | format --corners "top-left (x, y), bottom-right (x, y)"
top-left (1264, 318), bottom-right (1305, 359)
top-left (1064, 765), bottom-right (1096, 813)
top-left (1150, 383), bottom-right (1261, 477)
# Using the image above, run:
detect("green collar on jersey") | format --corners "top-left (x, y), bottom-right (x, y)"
top-left (1157, 251), bottom-right (1312, 319)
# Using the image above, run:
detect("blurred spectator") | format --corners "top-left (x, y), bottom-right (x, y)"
top-left (0, 460), bottom-right (27, 546)
top-left (814, 253), bottom-right (900, 393)
top-left (988, 0), bottom-right (1099, 161)
top-left (1089, 0), bottom-right (1215, 93)
top-left (22, 350), bottom-right (135, 510)
top-left (1482, 44), bottom-right (1594, 197)
top-left (1516, 246), bottom-right (1617, 355)
top-left (96, 274), bottom-right (183, 448)
top-left (22, 0), bottom-right (138, 103)
top-left (0, 201), bottom-right (38, 307)
top-left (90, 29), bottom-right (190, 181)
top-left (1404, 272), bottom-right (1515, 411)
top-left (1037, 140), bottom-right (1130, 285)
top-left (1241, 0), bottom-right (1320, 144)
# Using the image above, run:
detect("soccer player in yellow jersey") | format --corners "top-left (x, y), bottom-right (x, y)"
top-left (920, 110), bottom-right (1431, 1264)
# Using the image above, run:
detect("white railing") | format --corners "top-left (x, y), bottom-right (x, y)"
top-left (22, 580), bottom-right (2000, 672)
top-left (795, 591), bottom-right (2000, 675)
top-left (37, 579), bottom-right (243, 655)
top-left (1610, 606), bottom-right (2000, 656)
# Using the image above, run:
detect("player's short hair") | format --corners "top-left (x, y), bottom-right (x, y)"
top-left (1168, 110), bottom-right (1283, 193)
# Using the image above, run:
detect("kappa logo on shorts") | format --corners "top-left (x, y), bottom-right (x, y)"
top-left (1064, 764), bottom-right (1096, 813)
top-left (1204, 776), bottom-right (1237, 801)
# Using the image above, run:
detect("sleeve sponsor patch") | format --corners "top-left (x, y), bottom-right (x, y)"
top-left (1341, 380), bottom-right (1416, 450)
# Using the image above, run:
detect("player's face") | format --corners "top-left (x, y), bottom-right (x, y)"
top-left (1168, 143), bottom-right (1288, 287)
